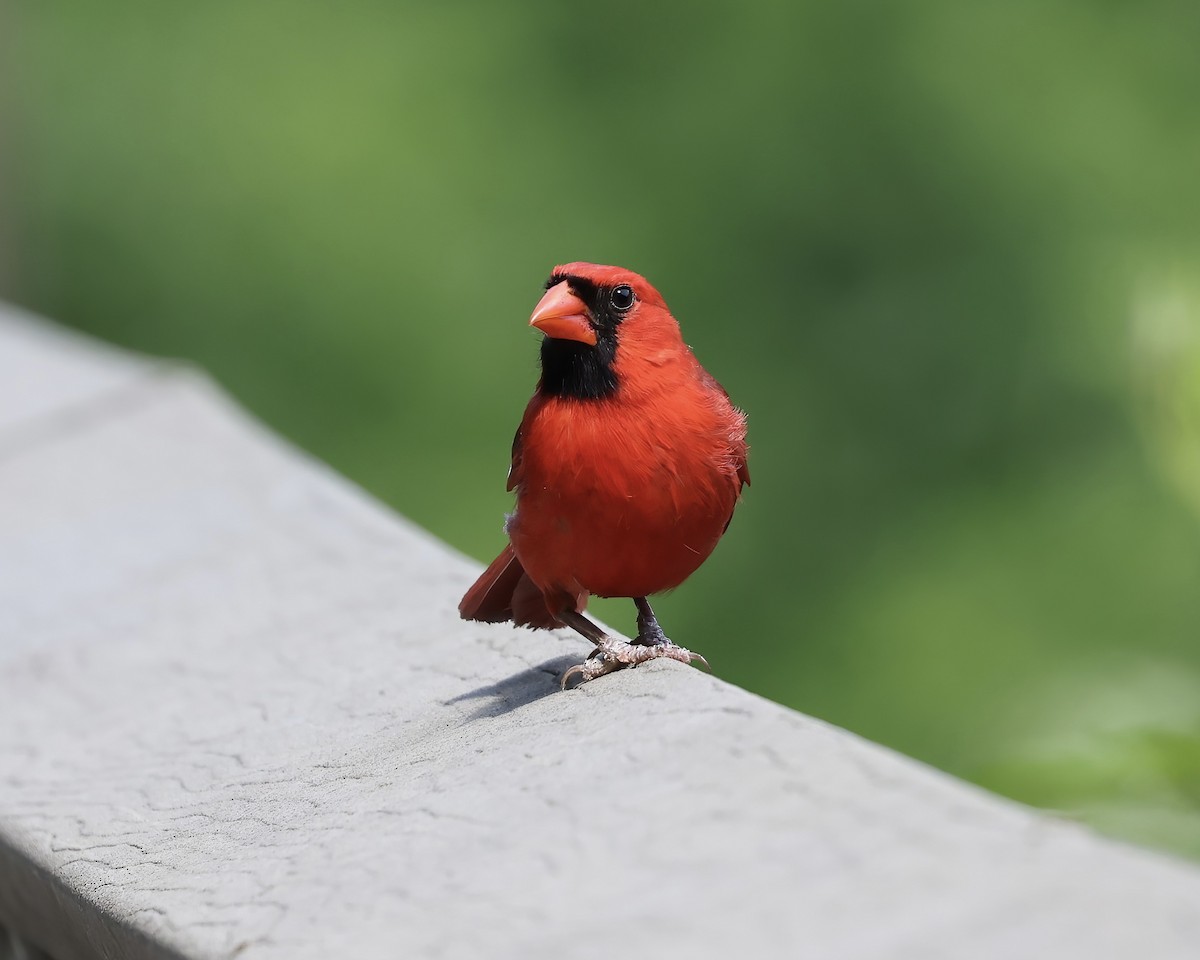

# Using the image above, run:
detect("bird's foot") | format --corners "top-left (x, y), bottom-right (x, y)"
top-left (560, 635), bottom-right (710, 690)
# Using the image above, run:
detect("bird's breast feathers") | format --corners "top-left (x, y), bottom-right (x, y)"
top-left (516, 384), bottom-right (745, 519)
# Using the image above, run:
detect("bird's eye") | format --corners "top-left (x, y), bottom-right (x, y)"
top-left (609, 285), bottom-right (636, 312)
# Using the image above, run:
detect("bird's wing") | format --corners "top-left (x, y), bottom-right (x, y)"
top-left (506, 425), bottom-right (522, 492)
top-left (507, 393), bottom-right (546, 492)
top-left (698, 366), bottom-right (750, 489)
top-left (734, 440), bottom-right (751, 489)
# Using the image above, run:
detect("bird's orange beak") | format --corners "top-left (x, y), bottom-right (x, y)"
top-left (529, 284), bottom-right (597, 346)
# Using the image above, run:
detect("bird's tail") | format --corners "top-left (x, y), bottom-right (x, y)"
top-left (459, 544), bottom-right (559, 628)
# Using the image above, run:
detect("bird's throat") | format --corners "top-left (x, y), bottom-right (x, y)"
top-left (539, 337), bottom-right (618, 400)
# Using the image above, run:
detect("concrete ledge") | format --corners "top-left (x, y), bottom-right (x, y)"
top-left (1, 304), bottom-right (1199, 959)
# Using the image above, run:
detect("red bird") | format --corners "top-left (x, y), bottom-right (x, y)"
top-left (459, 263), bottom-right (749, 687)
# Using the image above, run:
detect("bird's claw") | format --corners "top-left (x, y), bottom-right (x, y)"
top-left (560, 652), bottom-right (626, 690)
top-left (559, 664), bottom-right (583, 691)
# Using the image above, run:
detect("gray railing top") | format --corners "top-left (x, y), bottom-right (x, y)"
top-left (1, 302), bottom-right (1198, 960)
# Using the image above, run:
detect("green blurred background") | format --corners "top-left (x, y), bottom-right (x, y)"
top-left (3, 1), bottom-right (1199, 859)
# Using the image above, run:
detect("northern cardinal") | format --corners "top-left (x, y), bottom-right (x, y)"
top-left (459, 263), bottom-right (749, 687)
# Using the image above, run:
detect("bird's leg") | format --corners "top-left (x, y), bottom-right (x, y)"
top-left (557, 603), bottom-right (710, 690)
top-left (557, 609), bottom-right (609, 646)
top-left (633, 596), bottom-right (669, 646)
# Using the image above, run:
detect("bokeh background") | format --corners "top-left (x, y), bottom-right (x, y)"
top-left (3, 2), bottom-right (1199, 859)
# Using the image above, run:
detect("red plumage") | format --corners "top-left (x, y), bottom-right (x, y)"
top-left (460, 263), bottom-right (748, 676)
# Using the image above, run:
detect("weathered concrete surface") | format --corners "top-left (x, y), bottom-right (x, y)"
top-left (1, 303), bottom-right (1199, 960)
top-left (0, 305), bottom-right (151, 438)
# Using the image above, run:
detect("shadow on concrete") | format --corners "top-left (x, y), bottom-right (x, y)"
top-left (446, 655), bottom-right (581, 720)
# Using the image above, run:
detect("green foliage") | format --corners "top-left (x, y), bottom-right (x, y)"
top-left (4, 1), bottom-right (1200, 858)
